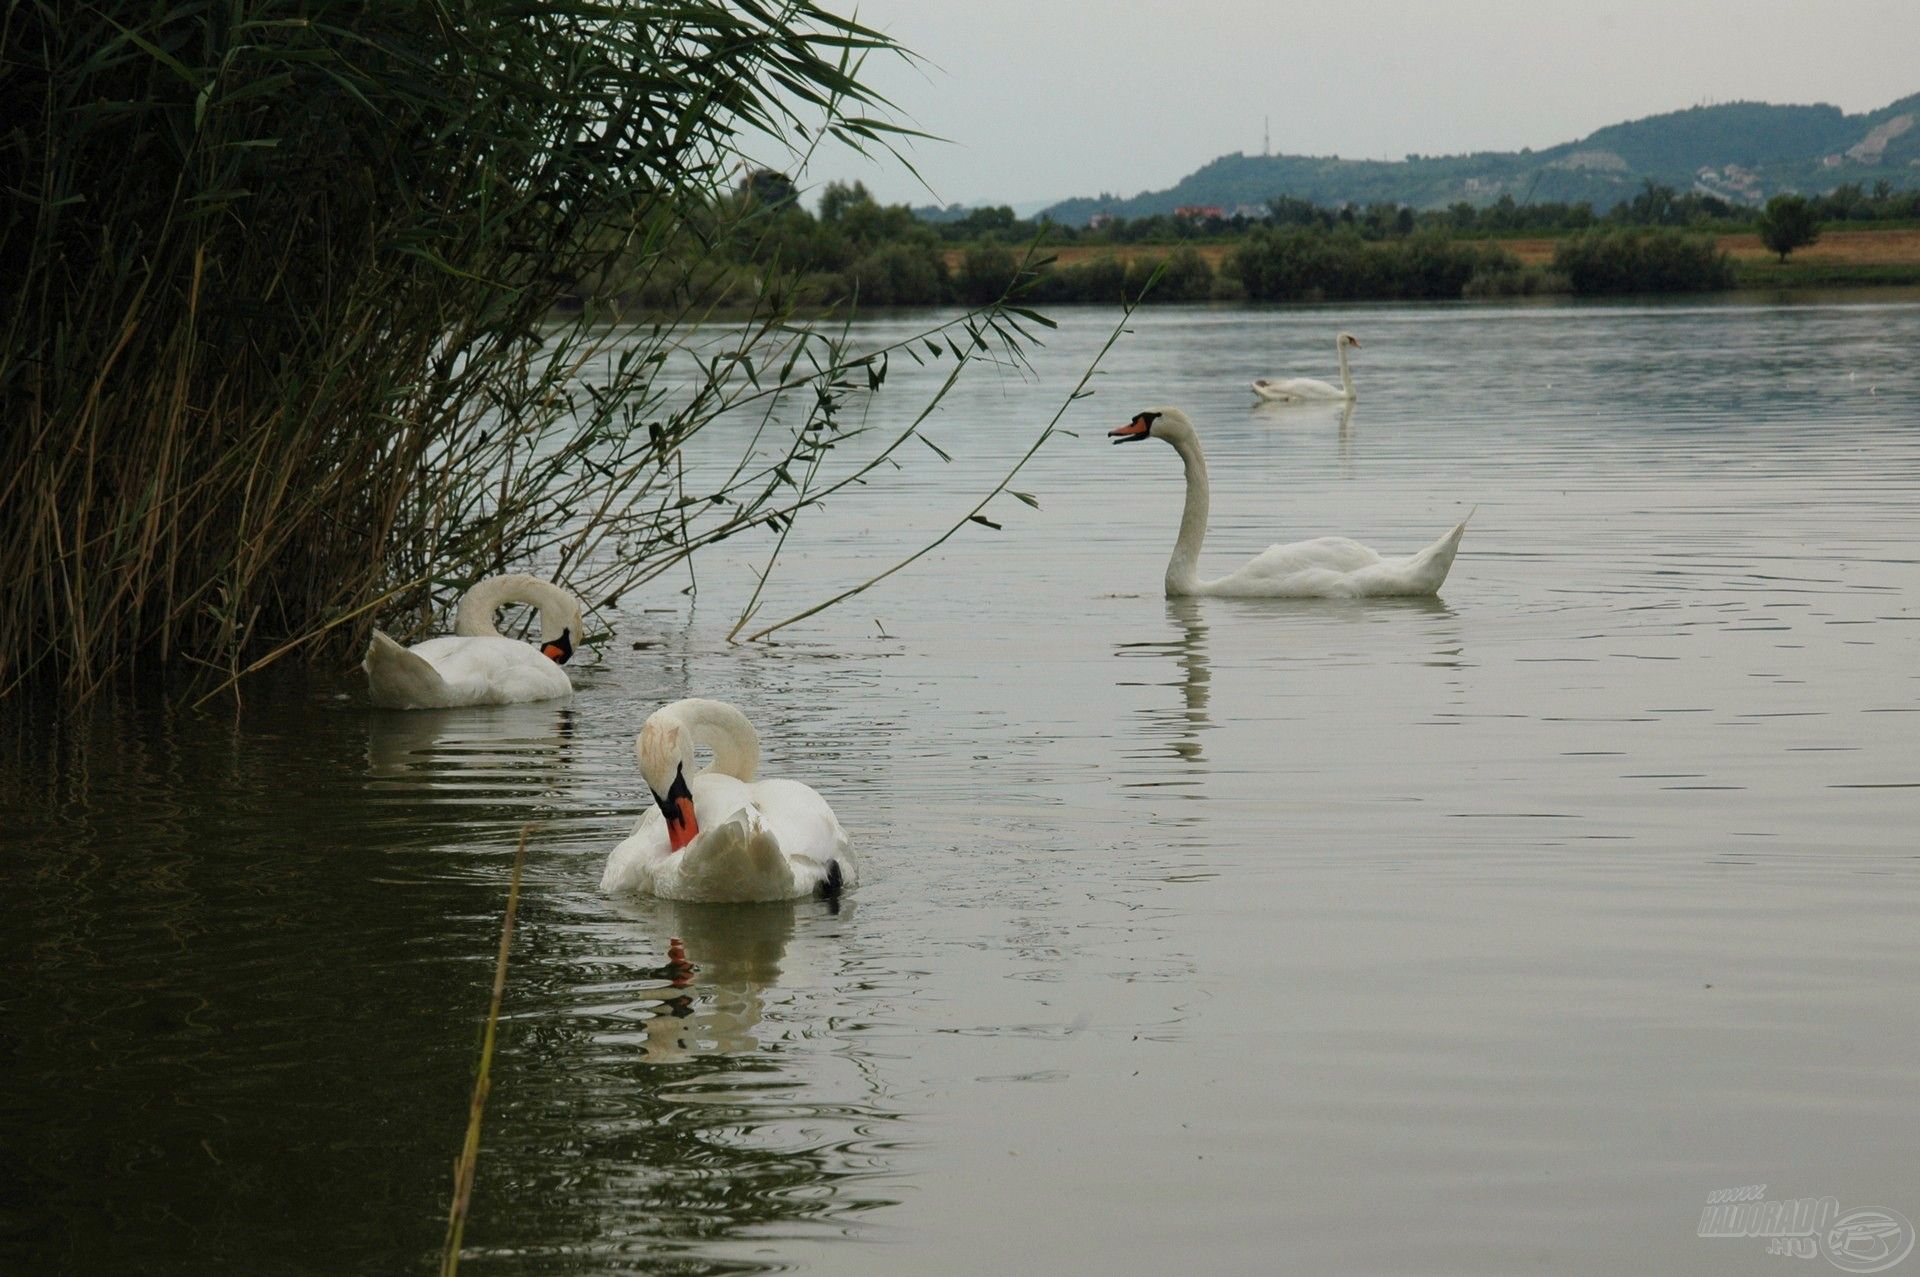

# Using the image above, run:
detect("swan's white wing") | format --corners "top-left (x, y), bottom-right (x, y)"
top-left (750, 778), bottom-right (856, 894)
top-left (601, 774), bottom-right (854, 903)
top-left (1252, 376), bottom-right (1343, 401)
top-left (1203, 536), bottom-right (1387, 598)
top-left (414, 636), bottom-right (572, 706)
top-left (365, 630), bottom-right (451, 708)
top-left (657, 806), bottom-right (799, 902)
top-left (601, 806), bottom-right (669, 895)
top-left (1249, 536), bottom-right (1383, 576)
top-left (1339, 520), bottom-right (1469, 596)
top-left (602, 774), bottom-right (754, 897)
top-left (1206, 523), bottom-right (1467, 598)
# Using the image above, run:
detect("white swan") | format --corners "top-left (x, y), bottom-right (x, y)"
top-left (601, 698), bottom-right (856, 903)
top-left (1252, 331), bottom-right (1360, 401)
top-left (1109, 407), bottom-right (1468, 597)
top-left (363, 574), bottom-right (582, 709)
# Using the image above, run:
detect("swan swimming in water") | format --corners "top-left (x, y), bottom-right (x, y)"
top-left (601, 698), bottom-right (855, 903)
top-left (1109, 406), bottom-right (1468, 597)
top-left (363, 574), bottom-right (582, 709)
top-left (1252, 331), bottom-right (1360, 402)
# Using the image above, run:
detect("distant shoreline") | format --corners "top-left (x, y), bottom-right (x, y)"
top-left (938, 226), bottom-right (1920, 293)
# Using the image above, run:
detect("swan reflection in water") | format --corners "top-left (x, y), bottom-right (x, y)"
top-left (363, 701), bottom-right (575, 779)
top-left (1250, 397), bottom-right (1358, 477)
top-left (1116, 598), bottom-right (1214, 768)
top-left (617, 898), bottom-right (852, 1064)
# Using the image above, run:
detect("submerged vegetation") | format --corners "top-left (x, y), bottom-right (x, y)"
top-left (1, 2), bottom-right (1043, 700)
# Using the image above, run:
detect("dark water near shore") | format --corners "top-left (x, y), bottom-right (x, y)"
top-left (5, 299), bottom-right (1918, 1274)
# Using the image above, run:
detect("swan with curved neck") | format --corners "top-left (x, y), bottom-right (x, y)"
top-left (1109, 407), bottom-right (1467, 597)
top-left (601, 698), bottom-right (855, 902)
top-left (363, 574), bottom-right (583, 708)
top-left (1252, 331), bottom-right (1360, 402)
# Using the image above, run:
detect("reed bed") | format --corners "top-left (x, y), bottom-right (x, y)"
top-left (1, 2), bottom-right (1039, 701)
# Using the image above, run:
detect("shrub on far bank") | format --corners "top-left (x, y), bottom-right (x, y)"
top-left (956, 245), bottom-right (1218, 306)
top-left (842, 242), bottom-right (949, 306)
top-left (955, 246), bottom-right (1024, 305)
top-left (1227, 227), bottom-right (1517, 302)
top-left (1552, 228), bottom-right (1735, 294)
top-left (1029, 255), bottom-right (1126, 304)
top-left (1125, 247), bottom-right (1216, 302)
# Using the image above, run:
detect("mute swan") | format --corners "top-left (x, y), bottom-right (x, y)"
top-left (601, 698), bottom-right (856, 903)
top-left (1252, 331), bottom-right (1360, 402)
top-left (1109, 407), bottom-right (1468, 597)
top-left (363, 574), bottom-right (582, 709)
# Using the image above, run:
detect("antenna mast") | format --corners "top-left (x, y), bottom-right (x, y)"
top-left (1264, 115), bottom-right (1270, 157)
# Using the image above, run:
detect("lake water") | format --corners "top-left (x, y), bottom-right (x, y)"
top-left (5, 298), bottom-right (1919, 1275)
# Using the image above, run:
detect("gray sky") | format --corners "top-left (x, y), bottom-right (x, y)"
top-left (794, 0), bottom-right (1920, 210)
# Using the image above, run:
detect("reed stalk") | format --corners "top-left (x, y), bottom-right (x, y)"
top-left (742, 279), bottom-right (1145, 643)
top-left (441, 824), bottom-right (531, 1277)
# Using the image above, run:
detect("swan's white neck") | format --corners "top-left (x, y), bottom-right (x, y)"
top-left (1163, 429), bottom-right (1211, 596)
top-left (454, 574), bottom-right (579, 641)
top-left (645, 698), bottom-right (761, 783)
top-left (1336, 338), bottom-right (1355, 399)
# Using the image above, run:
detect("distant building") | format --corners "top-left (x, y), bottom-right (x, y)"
top-left (1088, 211), bottom-right (1115, 229)
top-left (1174, 204), bottom-right (1224, 222)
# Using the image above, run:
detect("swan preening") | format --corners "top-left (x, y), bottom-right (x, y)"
top-left (601, 698), bottom-right (856, 903)
top-left (1109, 407), bottom-right (1467, 598)
top-left (1252, 331), bottom-right (1360, 402)
top-left (363, 574), bottom-right (583, 709)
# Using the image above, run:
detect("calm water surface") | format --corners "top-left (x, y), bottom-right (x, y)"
top-left (5, 299), bottom-right (1919, 1274)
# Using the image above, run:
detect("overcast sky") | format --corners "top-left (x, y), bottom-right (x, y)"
top-left (789, 0), bottom-right (1920, 210)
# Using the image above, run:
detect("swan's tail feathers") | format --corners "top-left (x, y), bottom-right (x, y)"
top-left (364, 630), bottom-right (447, 709)
top-left (671, 807), bottom-right (796, 902)
top-left (1403, 517), bottom-right (1469, 595)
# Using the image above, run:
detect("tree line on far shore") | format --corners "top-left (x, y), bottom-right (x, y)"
top-left (584, 173), bottom-right (1904, 312)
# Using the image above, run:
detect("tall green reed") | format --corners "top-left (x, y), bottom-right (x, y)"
top-left (1, 2), bottom-right (1039, 701)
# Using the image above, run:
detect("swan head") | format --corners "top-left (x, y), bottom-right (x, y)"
top-left (1338, 331), bottom-right (1360, 349)
top-left (637, 714), bottom-right (699, 852)
top-left (539, 595), bottom-right (584, 664)
top-left (1109, 406), bottom-right (1194, 446)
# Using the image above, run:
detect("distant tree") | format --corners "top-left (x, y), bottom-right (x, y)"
top-left (817, 180), bottom-right (873, 223)
top-left (1619, 180), bottom-right (1679, 226)
top-left (740, 169), bottom-right (797, 207)
top-left (1756, 194), bottom-right (1820, 263)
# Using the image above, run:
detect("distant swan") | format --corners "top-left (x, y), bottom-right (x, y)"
top-left (1252, 331), bottom-right (1360, 402)
top-left (364, 574), bottom-right (582, 709)
top-left (1110, 407), bottom-right (1467, 597)
top-left (601, 698), bottom-right (855, 903)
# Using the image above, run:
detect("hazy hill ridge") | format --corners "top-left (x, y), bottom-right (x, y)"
top-left (1038, 94), bottom-right (1920, 225)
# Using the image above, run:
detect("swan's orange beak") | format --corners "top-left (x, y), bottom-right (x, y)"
top-left (666, 795), bottom-right (698, 852)
top-left (1109, 419), bottom-right (1151, 444)
top-left (541, 627), bottom-right (574, 664)
top-left (656, 764), bottom-right (699, 852)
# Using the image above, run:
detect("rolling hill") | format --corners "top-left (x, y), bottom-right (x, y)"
top-left (1037, 94), bottom-right (1920, 226)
